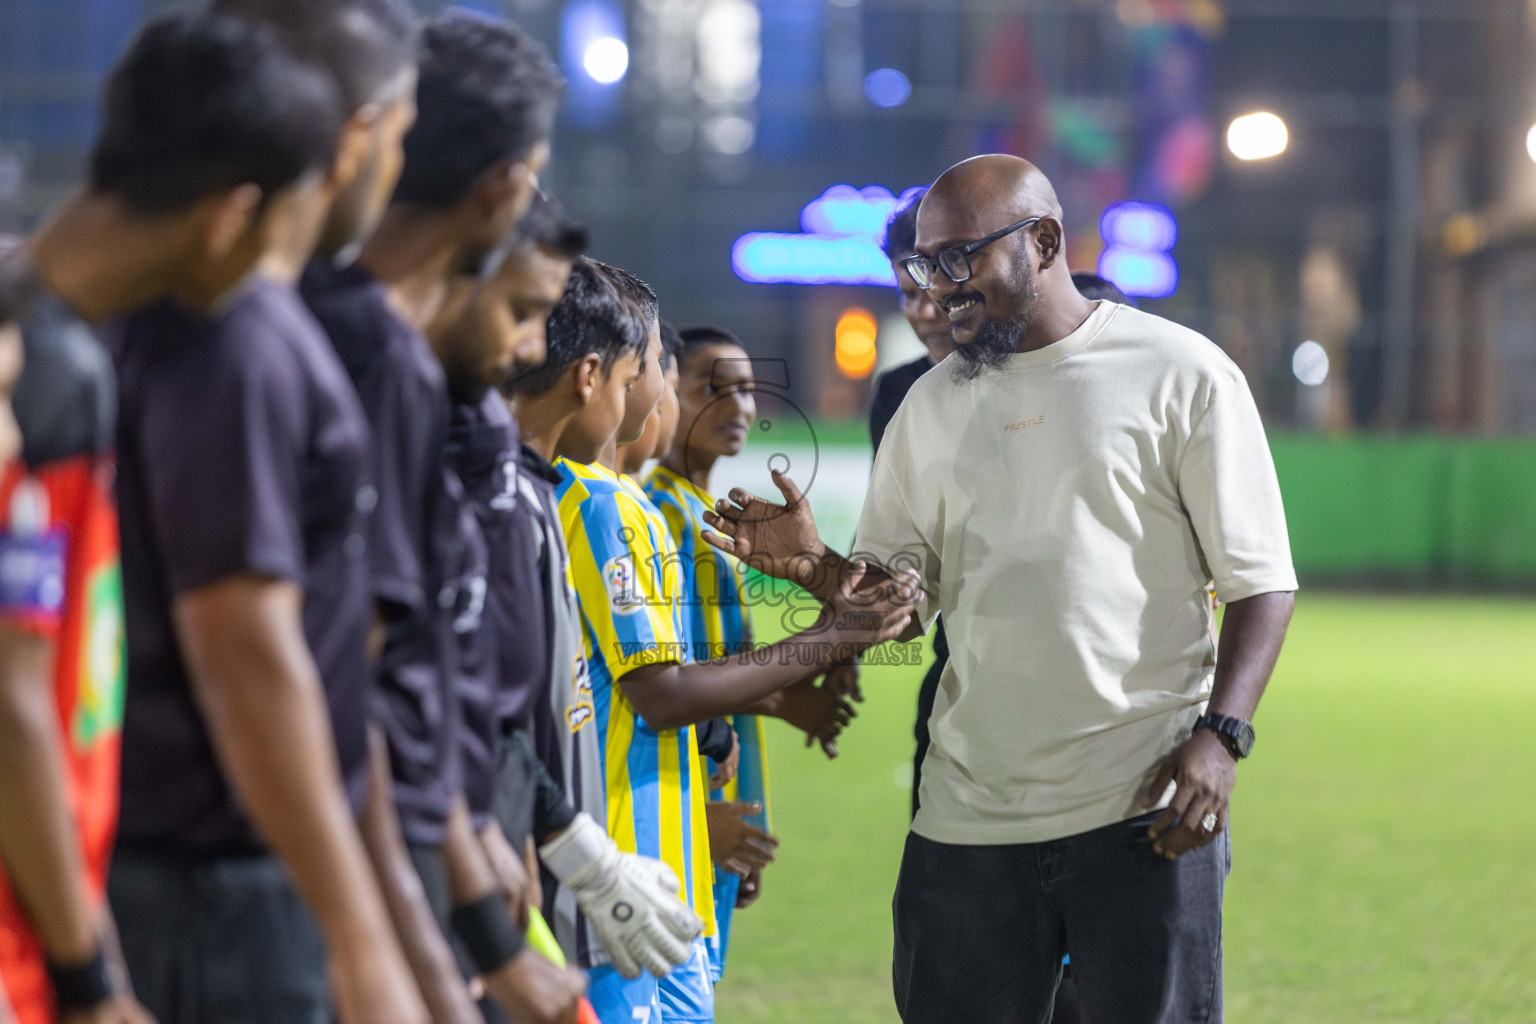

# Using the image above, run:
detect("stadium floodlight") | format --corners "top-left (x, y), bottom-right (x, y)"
top-left (582, 36), bottom-right (629, 84)
top-left (1227, 111), bottom-right (1288, 160)
top-left (1292, 340), bottom-right (1330, 386)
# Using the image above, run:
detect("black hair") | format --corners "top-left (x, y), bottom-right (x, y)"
top-left (882, 187), bottom-right (927, 262)
top-left (1071, 271), bottom-right (1136, 307)
top-left (675, 325), bottom-right (745, 375)
top-left (90, 13), bottom-right (343, 217)
top-left (0, 236), bottom-right (41, 327)
top-left (604, 262), bottom-right (658, 334)
top-left (507, 256), bottom-right (649, 397)
top-left (393, 11), bottom-right (563, 209)
top-left (658, 320), bottom-right (683, 373)
top-left (518, 191), bottom-right (588, 260)
top-left (678, 325), bottom-right (743, 350)
top-left (210, 0), bottom-right (418, 111)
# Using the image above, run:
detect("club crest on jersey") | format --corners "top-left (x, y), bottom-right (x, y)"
top-left (603, 553), bottom-right (644, 616)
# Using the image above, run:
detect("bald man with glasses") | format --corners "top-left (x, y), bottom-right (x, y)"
top-left (701, 155), bottom-right (1296, 1023)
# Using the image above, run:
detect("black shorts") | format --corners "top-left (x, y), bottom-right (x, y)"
top-left (493, 727), bottom-right (539, 852)
top-left (893, 812), bottom-right (1230, 1024)
top-left (110, 852), bottom-right (329, 1024)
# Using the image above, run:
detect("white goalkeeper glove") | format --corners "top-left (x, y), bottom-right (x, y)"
top-left (538, 812), bottom-right (705, 979)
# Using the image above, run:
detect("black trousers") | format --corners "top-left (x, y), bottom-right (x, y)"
top-left (408, 843), bottom-right (509, 1024)
top-left (893, 814), bottom-right (1229, 1024)
top-left (109, 852), bottom-right (329, 1024)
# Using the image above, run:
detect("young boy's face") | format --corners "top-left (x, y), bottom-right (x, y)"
top-left (615, 321), bottom-right (664, 447)
top-left (653, 360), bottom-right (681, 459)
top-left (618, 359), bottom-right (679, 473)
top-left (673, 342), bottom-right (755, 464)
top-left (0, 322), bottom-right (24, 467)
top-left (559, 346), bottom-right (645, 465)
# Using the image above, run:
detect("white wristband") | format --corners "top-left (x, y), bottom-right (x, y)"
top-left (538, 812), bottom-right (610, 884)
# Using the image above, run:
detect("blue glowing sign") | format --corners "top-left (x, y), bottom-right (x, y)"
top-left (733, 234), bottom-right (896, 286)
top-left (1098, 200), bottom-right (1178, 298)
top-left (735, 184), bottom-right (924, 285)
top-left (1100, 202), bottom-right (1177, 251)
top-left (1098, 247), bottom-right (1178, 298)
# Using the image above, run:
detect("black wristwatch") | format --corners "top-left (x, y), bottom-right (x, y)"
top-left (1194, 714), bottom-right (1255, 760)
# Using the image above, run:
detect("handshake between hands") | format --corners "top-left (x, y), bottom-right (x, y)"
top-left (699, 468), bottom-right (921, 656)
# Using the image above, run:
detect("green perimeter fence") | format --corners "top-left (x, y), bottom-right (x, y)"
top-left (767, 421), bottom-right (1536, 589)
top-left (1271, 435), bottom-right (1536, 588)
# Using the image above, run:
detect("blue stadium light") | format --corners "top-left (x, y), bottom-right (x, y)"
top-left (864, 68), bottom-right (912, 108)
top-left (1100, 202), bottom-right (1178, 252)
top-left (732, 233), bottom-right (897, 286)
top-left (562, 0), bottom-right (626, 86)
top-left (1098, 247), bottom-right (1179, 299)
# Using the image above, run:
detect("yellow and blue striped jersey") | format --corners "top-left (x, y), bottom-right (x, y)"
top-left (555, 458), bottom-right (715, 932)
top-left (643, 465), bottom-right (772, 979)
top-left (642, 465), bottom-right (772, 827)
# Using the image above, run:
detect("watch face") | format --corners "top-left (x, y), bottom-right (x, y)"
top-left (1235, 723), bottom-right (1256, 757)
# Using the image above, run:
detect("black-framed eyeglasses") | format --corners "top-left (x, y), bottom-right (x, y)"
top-left (900, 216), bottom-right (1042, 290)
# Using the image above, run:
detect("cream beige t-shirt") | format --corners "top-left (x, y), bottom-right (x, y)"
top-left (854, 300), bottom-right (1297, 845)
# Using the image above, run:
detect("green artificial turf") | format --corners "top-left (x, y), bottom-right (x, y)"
top-left (713, 594), bottom-right (1536, 1023)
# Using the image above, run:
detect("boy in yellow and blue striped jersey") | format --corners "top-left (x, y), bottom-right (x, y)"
top-left (643, 325), bottom-right (863, 982)
top-left (514, 258), bottom-right (915, 1023)
top-left (617, 324), bottom-right (764, 982)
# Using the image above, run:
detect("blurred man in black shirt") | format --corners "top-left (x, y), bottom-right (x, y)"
top-left (100, 14), bottom-right (431, 1024)
top-left (867, 188), bottom-right (951, 822)
top-left (867, 188), bottom-right (952, 458)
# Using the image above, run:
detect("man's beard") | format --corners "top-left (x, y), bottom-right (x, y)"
top-left (949, 277), bottom-right (1040, 382)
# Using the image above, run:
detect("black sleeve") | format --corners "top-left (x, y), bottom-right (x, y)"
top-left (527, 736), bottom-right (577, 841)
top-left (695, 718), bottom-right (736, 764)
top-left (868, 371), bottom-right (901, 458)
top-left (140, 328), bottom-right (307, 594)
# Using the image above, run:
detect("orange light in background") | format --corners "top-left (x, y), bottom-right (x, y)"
top-left (835, 306), bottom-right (878, 379)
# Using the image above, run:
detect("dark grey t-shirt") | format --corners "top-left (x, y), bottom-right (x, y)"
top-left (446, 390), bottom-right (517, 826)
top-left (114, 278), bottom-right (374, 860)
top-left (302, 261), bottom-right (480, 846)
top-left (513, 443), bottom-right (605, 967)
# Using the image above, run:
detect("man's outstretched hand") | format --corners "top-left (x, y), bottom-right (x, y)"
top-left (823, 562), bottom-right (918, 654)
top-left (702, 470), bottom-right (827, 590)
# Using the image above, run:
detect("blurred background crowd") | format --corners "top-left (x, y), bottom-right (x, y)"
top-left (6, 0), bottom-right (1536, 441)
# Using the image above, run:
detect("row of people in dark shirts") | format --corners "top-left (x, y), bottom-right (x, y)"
top-left (0, 5), bottom-right (696, 1024)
